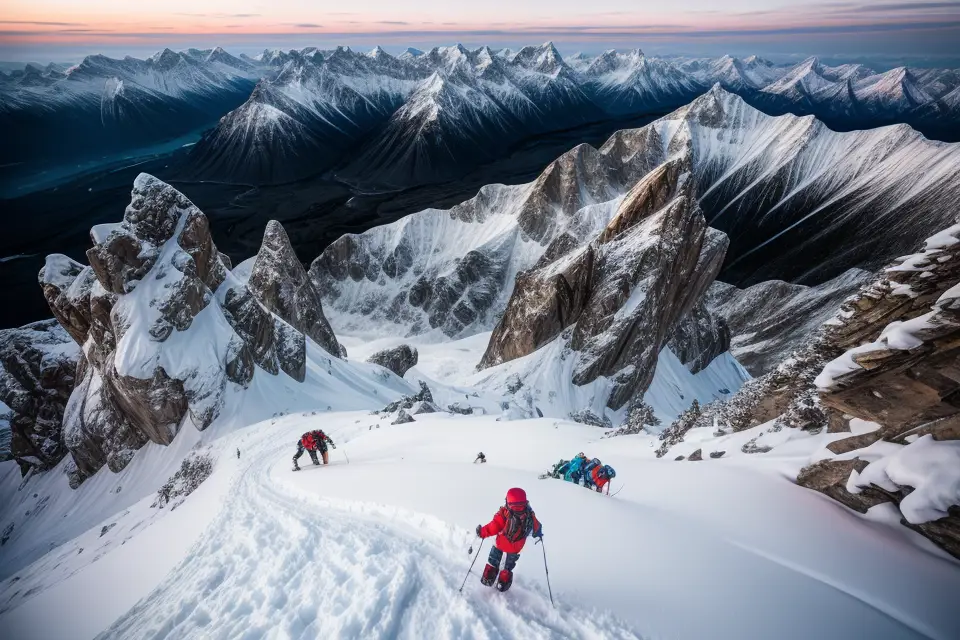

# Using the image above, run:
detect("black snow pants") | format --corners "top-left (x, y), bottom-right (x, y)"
top-left (293, 442), bottom-right (325, 466)
top-left (487, 545), bottom-right (520, 573)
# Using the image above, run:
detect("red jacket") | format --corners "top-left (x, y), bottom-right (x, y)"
top-left (301, 431), bottom-right (331, 451)
top-left (589, 466), bottom-right (610, 492)
top-left (479, 506), bottom-right (542, 553)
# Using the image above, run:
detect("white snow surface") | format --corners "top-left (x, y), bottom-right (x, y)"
top-left (2, 401), bottom-right (959, 639)
top-left (2, 325), bottom-right (956, 639)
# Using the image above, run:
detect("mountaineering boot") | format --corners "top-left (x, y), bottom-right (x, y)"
top-left (292, 465), bottom-right (300, 471)
top-left (496, 569), bottom-right (513, 592)
top-left (481, 564), bottom-right (497, 587)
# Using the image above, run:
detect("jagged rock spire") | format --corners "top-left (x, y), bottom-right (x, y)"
top-left (247, 220), bottom-right (342, 358)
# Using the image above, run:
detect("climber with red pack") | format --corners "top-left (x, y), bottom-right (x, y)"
top-left (584, 463), bottom-right (616, 493)
top-left (292, 429), bottom-right (336, 471)
top-left (475, 487), bottom-right (543, 592)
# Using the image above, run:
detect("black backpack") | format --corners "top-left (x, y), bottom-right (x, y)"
top-left (502, 505), bottom-right (534, 543)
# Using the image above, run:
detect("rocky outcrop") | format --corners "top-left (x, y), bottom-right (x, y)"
top-left (796, 459), bottom-right (893, 513)
top-left (816, 224), bottom-right (960, 432)
top-left (793, 223), bottom-right (960, 559)
top-left (664, 224), bottom-right (960, 445)
top-left (0, 320), bottom-right (80, 474)
top-left (481, 158), bottom-right (729, 409)
top-left (706, 269), bottom-right (873, 376)
top-left (568, 409), bottom-right (612, 428)
top-left (377, 380), bottom-right (435, 416)
top-left (366, 344), bottom-right (418, 377)
top-left (667, 301), bottom-right (731, 374)
top-left (247, 221), bottom-right (342, 358)
top-left (39, 254), bottom-right (95, 346)
top-left (38, 174), bottom-right (326, 486)
top-left (392, 410), bottom-right (415, 425)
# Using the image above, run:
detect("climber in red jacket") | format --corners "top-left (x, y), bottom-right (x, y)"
top-left (475, 487), bottom-right (543, 592)
top-left (292, 429), bottom-right (336, 471)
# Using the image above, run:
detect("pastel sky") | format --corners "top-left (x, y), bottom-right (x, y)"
top-left (1, 0), bottom-right (959, 64)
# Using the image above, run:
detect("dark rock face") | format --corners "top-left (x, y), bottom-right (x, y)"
top-left (667, 301), bottom-right (731, 374)
top-left (0, 320), bottom-right (80, 475)
top-left (481, 158), bottom-right (729, 409)
top-left (247, 221), bottom-right (342, 358)
top-left (36, 174), bottom-right (325, 486)
top-left (706, 269), bottom-right (873, 376)
top-left (366, 344), bottom-right (418, 378)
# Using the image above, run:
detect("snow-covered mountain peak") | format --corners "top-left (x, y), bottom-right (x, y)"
top-left (367, 46), bottom-right (390, 60)
top-left (763, 56), bottom-right (833, 97)
top-left (742, 54), bottom-right (774, 67)
top-left (855, 66), bottom-right (934, 111)
top-left (148, 48), bottom-right (186, 71)
top-left (512, 41), bottom-right (566, 75)
top-left (398, 47), bottom-right (423, 60)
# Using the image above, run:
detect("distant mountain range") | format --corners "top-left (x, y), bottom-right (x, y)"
top-left (3, 43), bottom-right (959, 193)
top-left (311, 87), bottom-right (960, 350)
top-left (1, 48), bottom-right (258, 179)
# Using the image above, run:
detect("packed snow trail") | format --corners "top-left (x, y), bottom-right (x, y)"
top-left (97, 422), bottom-right (642, 640)
top-left (4, 411), bottom-right (960, 639)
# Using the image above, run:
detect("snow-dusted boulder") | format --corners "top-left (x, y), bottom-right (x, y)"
top-left (0, 320), bottom-right (80, 474)
top-left (38, 254), bottom-right (96, 346)
top-left (40, 174), bottom-right (332, 486)
top-left (392, 409), bottom-right (415, 425)
top-left (366, 344), bottom-right (418, 378)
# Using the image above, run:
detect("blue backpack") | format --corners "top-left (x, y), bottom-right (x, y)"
top-left (564, 455), bottom-right (586, 481)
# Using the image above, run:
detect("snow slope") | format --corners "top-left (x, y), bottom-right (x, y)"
top-left (2, 407), bottom-right (958, 639)
top-left (0, 337), bottom-right (414, 581)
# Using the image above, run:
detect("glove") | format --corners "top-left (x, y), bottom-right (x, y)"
top-left (331, 443), bottom-right (337, 449)
top-left (476, 525), bottom-right (483, 537)
top-left (533, 528), bottom-right (543, 539)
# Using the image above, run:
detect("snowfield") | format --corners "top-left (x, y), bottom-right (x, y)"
top-left (1, 337), bottom-right (958, 639)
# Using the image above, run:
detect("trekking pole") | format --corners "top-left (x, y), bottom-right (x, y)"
top-left (342, 448), bottom-right (350, 464)
top-left (459, 538), bottom-right (485, 593)
top-left (538, 537), bottom-right (555, 608)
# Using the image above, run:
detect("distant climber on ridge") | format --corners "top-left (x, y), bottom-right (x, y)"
top-left (476, 487), bottom-right (543, 592)
top-left (475, 452), bottom-right (487, 464)
top-left (292, 429), bottom-right (336, 471)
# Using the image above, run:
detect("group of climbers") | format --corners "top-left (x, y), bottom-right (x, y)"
top-left (284, 431), bottom-right (605, 596)
top-left (544, 452), bottom-right (616, 493)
